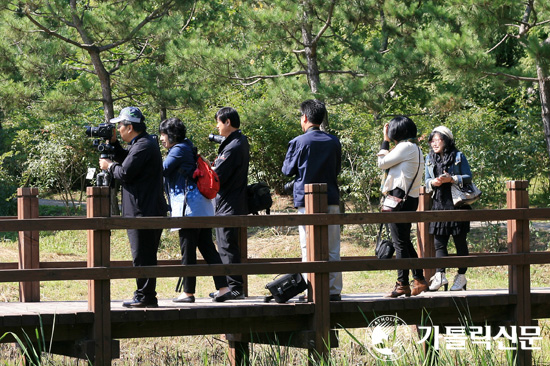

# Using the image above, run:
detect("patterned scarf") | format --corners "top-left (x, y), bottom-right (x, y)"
top-left (429, 147), bottom-right (457, 202)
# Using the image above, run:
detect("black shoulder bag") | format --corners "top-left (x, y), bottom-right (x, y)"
top-left (375, 223), bottom-right (394, 259)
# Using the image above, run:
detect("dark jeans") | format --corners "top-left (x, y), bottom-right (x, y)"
top-left (388, 196), bottom-right (424, 285)
top-left (215, 226), bottom-right (244, 292)
top-left (434, 232), bottom-right (469, 274)
top-left (179, 228), bottom-right (228, 293)
top-left (127, 228), bottom-right (163, 300)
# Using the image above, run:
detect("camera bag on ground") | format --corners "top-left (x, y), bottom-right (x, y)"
top-left (193, 154), bottom-right (220, 199)
top-left (247, 182), bottom-right (272, 215)
top-left (264, 273), bottom-right (308, 303)
top-left (375, 223), bottom-right (395, 259)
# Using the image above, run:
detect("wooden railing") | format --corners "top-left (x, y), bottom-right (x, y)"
top-left (1, 181), bottom-right (550, 366)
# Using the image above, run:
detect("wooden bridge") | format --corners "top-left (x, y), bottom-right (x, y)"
top-left (1, 181), bottom-right (549, 365)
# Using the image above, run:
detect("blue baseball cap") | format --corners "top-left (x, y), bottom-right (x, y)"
top-left (109, 107), bottom-right (145, 124)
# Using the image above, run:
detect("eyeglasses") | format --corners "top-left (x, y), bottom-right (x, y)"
top-left (430, 138), bottom-right (443, 144)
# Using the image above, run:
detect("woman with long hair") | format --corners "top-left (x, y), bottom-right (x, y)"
top-left (377, 116), bottom-right (428, 297)
top-left (425, 126), bottom-right (472, 291)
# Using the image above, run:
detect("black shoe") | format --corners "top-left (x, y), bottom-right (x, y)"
top-left (172, 294), bottom-right (195, 303)
top-left (122, 297), bottom-right (158, 308)
top-left (213, 290), bottom-right (244, 302)
top-left (329, 294), bottom-right (342, 301)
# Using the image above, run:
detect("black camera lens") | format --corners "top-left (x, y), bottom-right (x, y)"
top-left (85, 123), bottom-right (114, 139)
top-left (208, 133), bottom-right (226, 144)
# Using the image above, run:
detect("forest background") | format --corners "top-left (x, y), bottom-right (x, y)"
top-left (0, 0), bottom-right (550, 215)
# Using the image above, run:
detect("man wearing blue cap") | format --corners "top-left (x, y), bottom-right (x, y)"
top-left (99, 107), bottom-right (167, 308)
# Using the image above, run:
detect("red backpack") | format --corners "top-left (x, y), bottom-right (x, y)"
top-left (193, 154), bottom-right (220, 199)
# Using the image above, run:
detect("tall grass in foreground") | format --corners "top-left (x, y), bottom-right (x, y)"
top-left (2, 319), bottom-right (549, 365)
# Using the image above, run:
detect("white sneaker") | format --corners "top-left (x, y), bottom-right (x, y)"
top-left (429, 272), bottom-right (448, 291)
top-left (450, 274), bottom-right (467, 291)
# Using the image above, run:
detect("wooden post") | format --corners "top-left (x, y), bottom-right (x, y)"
top-left (17, 187), bottom-right (40, 302)
top-left (239, 227), bottom-right (248, 296)
top-left (417, 186), bottom-right (435, 282)
top-left (228, 340), bottom-right (249, 366)
top-left (506, 180), bottom-right (531, 366)
top-left (228, 227), bottom-right (250, 366)
top-left (87, 186), bottom-right (112, 365)
top-left (305, 183), bottom-right (330, 365)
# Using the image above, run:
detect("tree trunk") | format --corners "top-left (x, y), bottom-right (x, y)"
top-left (301, 1), bottom-right (321, 95)
top-left (88, 49), bottom-right (115, 123)
top-left (87, 49), bottom-right (119, 215)
top-left (536, 38), bottom-right (550, 167)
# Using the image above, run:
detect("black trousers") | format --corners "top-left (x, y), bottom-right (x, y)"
top-left (388, 196), bottom-right (425, 285)
top-left (215, 226), bottom-right (244, 292)
top-left (127, 228), bottom-right (162, 300)
top-left (434, 232), bottom-right (469, 274)
top-left (179, 228), bottom-right (228, 293)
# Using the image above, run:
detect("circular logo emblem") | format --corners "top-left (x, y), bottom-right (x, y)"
top-left (366, 315), bottom-right (413, 361)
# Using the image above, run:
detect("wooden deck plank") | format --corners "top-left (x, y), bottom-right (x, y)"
top-left (0, 288), bottom-right (548, 343)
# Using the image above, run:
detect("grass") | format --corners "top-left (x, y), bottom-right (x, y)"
top-left (1, 199), bottom-right (550, 365)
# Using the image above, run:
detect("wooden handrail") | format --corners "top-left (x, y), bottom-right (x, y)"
top-left (1, 253), bottom-right (549, 283)
top-left (1, 208), bottom-right (550, 232)
top-left (0, 181), bottom-right (545, 366)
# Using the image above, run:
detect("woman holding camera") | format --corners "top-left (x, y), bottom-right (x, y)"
top-left (377, 116), bottom-right (428, 297)
top-left (159, 117), bottom-right (229, 303)
top-left (425, 126), bottom-right (472, 291)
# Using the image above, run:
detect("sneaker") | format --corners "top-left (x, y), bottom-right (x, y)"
top-left (213, 290), bottom-right (244, 302)
top-left (209, 291), bottom-right (219, 299)
top-left (450, 274), bottom-right (467, 291)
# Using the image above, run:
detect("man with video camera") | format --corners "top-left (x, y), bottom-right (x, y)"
top-left (99, 106), bottom-right (167, 308)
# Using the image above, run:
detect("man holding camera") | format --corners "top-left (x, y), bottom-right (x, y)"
top-left (282, 99), bottom-right (343, 301)
top-left (211, 107), bottom-right (250, 302)
top-left (99, 106), bottom-right (167, 308)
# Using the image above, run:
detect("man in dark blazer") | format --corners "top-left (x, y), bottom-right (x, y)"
top-left (211, 107), bottom-right (250, 302)
top-left (99, 106), bottom-right (167, 307)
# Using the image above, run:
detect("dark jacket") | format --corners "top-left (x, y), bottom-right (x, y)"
top-left (282, 127), bottom-right (341, 208)
top-left (110, 132), bottom-right (167, 217)
top-left (213, 130), bottom-right (250, 215)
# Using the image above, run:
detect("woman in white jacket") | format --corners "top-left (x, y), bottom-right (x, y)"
top-left (377, 116), bottom-right (428, 298)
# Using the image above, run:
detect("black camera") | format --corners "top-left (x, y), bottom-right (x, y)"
top-left (85, 123), bottom-right (114, 139)
top-left (283, 180), bottom-right (295, 195)
top-left (208, 133), bottom-right (225, 144)
top-left (93, 140), bottom-right (116, 153)
top-left (85, 123), bottom-right (116, 187)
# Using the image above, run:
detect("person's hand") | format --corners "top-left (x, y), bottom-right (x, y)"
top-left (383, 123), bottom-right (390, 142)
top-left (431, 172), bottom-right (452, 187)
top-left (99, 158), bottom-right (113, 171)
